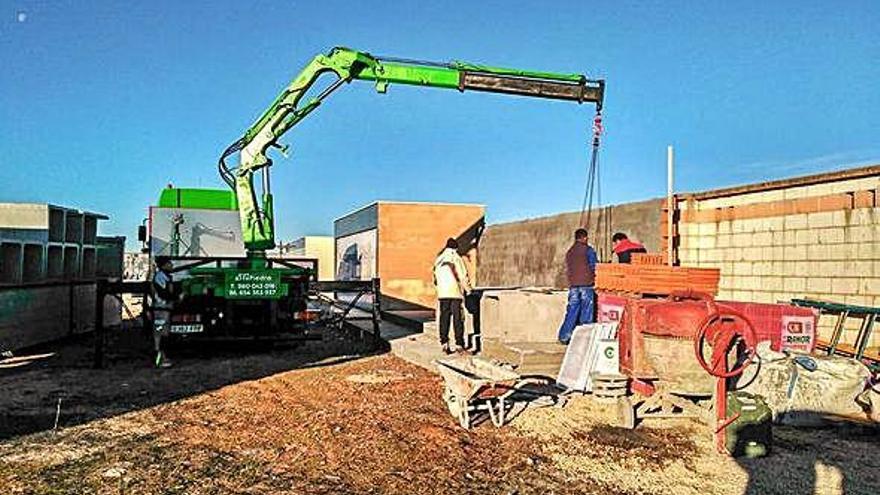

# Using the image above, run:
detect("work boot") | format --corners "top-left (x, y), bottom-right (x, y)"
top-left (455, 347), bottom-right (472, 356)
top-left (441, 343), bottom-right (453, 355)
top-left (155, 351), bottom-right (173, 368)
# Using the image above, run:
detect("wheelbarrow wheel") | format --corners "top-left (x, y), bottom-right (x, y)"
top-left (617, 396), bottom-right (635, 430)
top-left (458, 403), bottom-right (471, 430)
top-left (488, 397), bottom-right (506, 427)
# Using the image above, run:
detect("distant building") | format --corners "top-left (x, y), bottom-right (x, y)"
top-left (276, 236), bottom-right (334, 281)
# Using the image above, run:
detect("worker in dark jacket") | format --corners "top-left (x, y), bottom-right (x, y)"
top-left (612, 232), bottom-right (647, 264)
top-left (558, 228), bottom-right (598, 344)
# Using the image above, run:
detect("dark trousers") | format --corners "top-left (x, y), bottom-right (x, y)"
top-left (438, 298), bottom-right (465, 347)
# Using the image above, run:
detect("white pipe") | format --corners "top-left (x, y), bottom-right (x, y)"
top-left (667, 145), bottom-right (674, 266)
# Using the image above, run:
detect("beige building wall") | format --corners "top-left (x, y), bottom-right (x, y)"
top-left (290, 236), bottom-right (335, 281)
top-left (676, 165), bottom-right (880, 348)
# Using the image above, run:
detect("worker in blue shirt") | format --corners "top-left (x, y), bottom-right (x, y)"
top-left (558, 228), bottom-right (598, 344)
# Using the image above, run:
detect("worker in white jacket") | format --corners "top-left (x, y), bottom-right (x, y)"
top-left (433, 238), bottom-right (473, 354)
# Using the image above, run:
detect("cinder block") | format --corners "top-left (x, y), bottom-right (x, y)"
top-left (844, 294), bottom-right (873, 306)
top-left (848, 208), bottom-right (879, 226)
top-left (771, 261), bottom-right (786, 276)
top-left (752, 291), bottom-right (774, 304)
top-left (698, 223), bottom-right (717, 236)
top-left (807, 277), bottom-right (831, 294)
top-left (696, 236), bottom-right (716, 249)
top-left (772, 231), bottom-right (785, 246)
top-left (731, 290), bottom-right (754, 301)
top-left (679, 249), bottom-right (695, 263)
top-left (846, 225), bottom-right (874, 243)
top-left (841, 260), bottom-right (873, 277)
top-left (743, 247), bottom-right (762, 261)
top-left (783, 277), bottom-right (806, 293)
top-left (796, 230), bottom-right (818, 245)
top-left (752, 261), bottom-right (772, 276)
top-left (718, 221), bottom-right (732, 235)
top-left (717, 289), bottom-right (734, 300)
top-left (732, 233), bottom-right (750, 247)
top-left (716, 234), bottom-right (731, 248)
top-left (760, 246), bottom-right (782, 262)
top-left (733, 263), bottom-right (753, 276)
top-left (807, 244), bottom-right (831, 261)
top-left (831, 278), bottom-right (859, 295)
top-left (784, 245), bottom-right (807, 261)
top-left (761, 277), bottom-right (782, 291)
top-left (817, 227), bottom-right (846, 244)
top-left (719, 276), bottom-right (736, 290)
top-left (785, 214), bottom-right (808, 230)
top-left (727, 248), bottom-right (744, 262)
top-left (830, 211), bottom-right (848, 227)
top-left (864, 278), bottom-right (880, 295)
top-left (783, 230), bottom-right (797, 246)
top-left (752, 231), bottom-right (773, 246)
top-left (807, 211), bottom-right (836, 229)
top-left (853, 242), bottom-right (877, 260)
top-left (742, 276), bottom-right (763, 290)
top-left (763, 216), bottom-right (785, 231)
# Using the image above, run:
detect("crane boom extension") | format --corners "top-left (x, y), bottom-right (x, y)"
top-left (219, 47), bottom-right (604, 253)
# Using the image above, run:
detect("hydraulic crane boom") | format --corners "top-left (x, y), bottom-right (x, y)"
top-left (219, 46), bottom-right (604, 253)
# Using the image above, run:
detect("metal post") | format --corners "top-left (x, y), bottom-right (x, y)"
top-left (93, 279), bottom-right (105, 368)
top-left (667, 145), bottom-right (674, 266)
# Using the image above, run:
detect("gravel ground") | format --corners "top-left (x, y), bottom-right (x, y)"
top-left (1, 330), bottom-right (878, 494)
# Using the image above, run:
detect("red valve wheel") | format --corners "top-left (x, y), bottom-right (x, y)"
top-left (693, 308), bottom-right (758, 379)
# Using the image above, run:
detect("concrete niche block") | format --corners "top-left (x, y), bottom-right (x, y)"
top-left (0, 242), bottom-right (23, 284)
top-left (81, 247), bottom-right (96, 278)
top-left (83, 215), bottom-right (98, 245)
top-left (48, 207), bottom-right (65, 242)
top-left (63, 246), bottom-right (79, 279)
top-left (22, 244), bottom-right (43, 282)
top-left (65, 211), bottom-right (83, 244)
top-left (47, 245), bottom-right (63, 279)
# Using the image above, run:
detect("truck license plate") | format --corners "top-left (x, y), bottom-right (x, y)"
top-left (170, 324), bottom-right (204, 334)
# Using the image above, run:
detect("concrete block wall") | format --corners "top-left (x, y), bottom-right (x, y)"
top-left (478, 199), bottom-right (663, 287)
top-left (0, 284), bottom-right (121, 352)
top-left (0, 203), bottom-right (105, 283)
top-left (677, 165), bottom-right (880, 346)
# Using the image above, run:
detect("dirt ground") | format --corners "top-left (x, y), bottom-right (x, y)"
top-left (1, 328), bottom-right (879, 495)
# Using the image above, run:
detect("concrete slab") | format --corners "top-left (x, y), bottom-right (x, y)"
top-left (481, 338), bottom-right (565, 377)
top-left (480, 288), bottom-right (567, 343)
top-left (388, 333), bottom-right (445, 372)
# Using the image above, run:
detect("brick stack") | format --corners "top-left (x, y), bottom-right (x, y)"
top-left (596, 263), bottom-right (720, 296)
top-left (631, 252), bottom-right (667, 265)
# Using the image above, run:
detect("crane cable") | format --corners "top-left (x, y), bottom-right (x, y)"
top-left (579, 111), bottom-right (604, 233)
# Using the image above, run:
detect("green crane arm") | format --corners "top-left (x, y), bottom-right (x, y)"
top-left (219, 46), bottom-right (604, 253)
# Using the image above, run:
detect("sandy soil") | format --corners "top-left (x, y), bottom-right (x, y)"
top-left (1, 329), bottom-right (878, 495)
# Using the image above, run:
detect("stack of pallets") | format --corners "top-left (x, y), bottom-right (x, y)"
top-left (595, 263), bottom-right (720, 296)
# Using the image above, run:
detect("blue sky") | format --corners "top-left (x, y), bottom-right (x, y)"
top-left (1, 1), bottom-right (878, 248)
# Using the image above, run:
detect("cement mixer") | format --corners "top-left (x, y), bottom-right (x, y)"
top-left (615, 291), bottom-right (772, 455)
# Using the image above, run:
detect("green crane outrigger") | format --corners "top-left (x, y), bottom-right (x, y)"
top-left (219, 46), bottom-right (605, 255)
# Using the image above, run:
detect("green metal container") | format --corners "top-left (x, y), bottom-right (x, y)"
top-left (725, 391), bottom-right (773, 458)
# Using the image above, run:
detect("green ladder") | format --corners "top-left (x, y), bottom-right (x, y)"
top-left (791, 298), bottom-right (880, 365)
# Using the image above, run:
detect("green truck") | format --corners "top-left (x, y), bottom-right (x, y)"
top-left (142, 47), bottom-right (604, 339)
